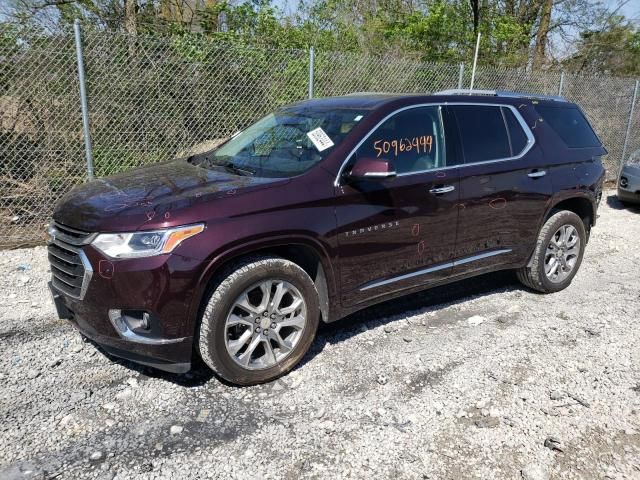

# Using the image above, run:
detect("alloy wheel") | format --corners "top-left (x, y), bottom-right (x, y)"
top-left (224, 280), bottom-right (307, 370)
top-left (544, 224), bottom-right (581, 283)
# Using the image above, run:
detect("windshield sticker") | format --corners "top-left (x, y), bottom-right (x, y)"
top-left (307, 127), bottom-right (335, 152)
top-left (354, 115), bottom-right (363, 121)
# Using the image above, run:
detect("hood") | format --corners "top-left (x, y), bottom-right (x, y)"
top-left (53, 160), bottom-right (288, 232)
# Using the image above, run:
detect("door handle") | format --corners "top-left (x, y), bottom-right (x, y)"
top-left (429, 185), bottom-right (455, 194)
top-left (528, 169), bottom-right (547, 178)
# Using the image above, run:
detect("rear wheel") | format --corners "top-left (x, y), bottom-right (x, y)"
top-left (517, 210), bottom-right (586, 293)
top-left (197, 256), bottom-right (319, 385)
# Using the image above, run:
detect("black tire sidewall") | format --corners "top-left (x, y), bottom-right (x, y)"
top-left (201, 259), bottom-right (319, 385)
top-left (535, 211), bottom-right (586, 293)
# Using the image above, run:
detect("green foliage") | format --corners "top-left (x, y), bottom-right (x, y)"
top-left (383, 2), bottom-right (469, 61)
top-left (197, 1), bottom-right (310, 49)
top-left (565, 18), bottom-right (640, 76)
top-left (93, 145), bottom-right (168, 177)
top-left (2, 0), bottom-right (639, 74)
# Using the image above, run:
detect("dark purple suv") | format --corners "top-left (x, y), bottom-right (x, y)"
top-left (48, 90), bottom-right (606, 385)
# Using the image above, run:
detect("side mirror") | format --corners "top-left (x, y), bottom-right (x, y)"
top-left (348, 157), bottom-right (397, 181)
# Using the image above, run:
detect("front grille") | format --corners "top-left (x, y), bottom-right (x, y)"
top-left (47, 222), bottom-right (94, 299)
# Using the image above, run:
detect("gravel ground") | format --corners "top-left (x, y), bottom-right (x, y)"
top-left (1, 192), bottom-right (639, 480)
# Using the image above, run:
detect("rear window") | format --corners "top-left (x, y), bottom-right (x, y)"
top-left (536, 105), bottom-right (601, 148)
top-left (452, 105), bottom-right (511, 163)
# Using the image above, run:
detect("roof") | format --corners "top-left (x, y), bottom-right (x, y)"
top-left (286, 93), bottom-right (409, 110)
top-left (286, 90), bottom-right (570, 112)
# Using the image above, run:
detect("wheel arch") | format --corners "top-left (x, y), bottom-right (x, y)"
top-left (526, 193), bottom-right (595, 268)
top-left (544, 194), bottom-right (596, 232)
top-left (190, 236), bottom-right (335, 336)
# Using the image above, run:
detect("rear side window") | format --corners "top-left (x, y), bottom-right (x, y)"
top-left (452, 105), bottom-right (511, 163)
top-left (503, 107), bottom-right (529, 154)
top-left (536, 105), bottom-right (601, 148)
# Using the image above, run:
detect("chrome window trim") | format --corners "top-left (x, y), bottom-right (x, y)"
top-left (334, 102), bottom-right (535, 186)
top-left (359, 248), bottom-right (512, 291)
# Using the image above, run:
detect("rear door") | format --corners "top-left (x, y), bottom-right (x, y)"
top-left (335, 105), bottom-right (460, 307)
top-left (448, 103), bottom-right (552, 275)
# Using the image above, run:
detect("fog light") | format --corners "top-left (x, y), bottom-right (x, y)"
top-left (108, 309), bottom-right (152, 334)
top-left (141, 312), bottom-right (150, 330)
top-left (107, 309), bottom-right (185, 345)
top-left (108, 310), bottom-right (128, 333)
top-left (620, 176), bottom-right (628, 188)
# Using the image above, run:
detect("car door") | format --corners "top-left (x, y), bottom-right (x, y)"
top-left (447, 103), bottom-right (552, 275)
top-left (335, 105), bottom-right (460, 307)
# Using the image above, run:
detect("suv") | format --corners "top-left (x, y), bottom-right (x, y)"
top-left (618, 148), bottom-right (640, 204)
top-left (48, 90), bottom-right (606, 385)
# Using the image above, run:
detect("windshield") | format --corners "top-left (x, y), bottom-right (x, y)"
top-left (188, 106), bottom-right (368, 178)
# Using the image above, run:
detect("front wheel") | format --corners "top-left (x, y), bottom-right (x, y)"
top-left (197, 256), bottom-right (319, 385)
top-left (517, 210), bottom-right (587, 293)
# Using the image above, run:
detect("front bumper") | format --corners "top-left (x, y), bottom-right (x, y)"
top-left (618, 188), bottom-right (640, 204)
top-left (48, 245), bottom-right (202, 374)
top-left (619, 169), bottom-right (640, 204)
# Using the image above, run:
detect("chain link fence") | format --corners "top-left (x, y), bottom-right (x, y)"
top-left (1, 34), bottom-right (86, 248)
top-left (2, 28), bottom-right (639, 248)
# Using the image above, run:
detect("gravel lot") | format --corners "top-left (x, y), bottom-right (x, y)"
top-left (1, 192), bottom-right (639, 480)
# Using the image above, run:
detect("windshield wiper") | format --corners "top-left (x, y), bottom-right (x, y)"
top-left (193, 155), bottom-right (256, 176)
top-left (220, 162), bottom-right (256, 176)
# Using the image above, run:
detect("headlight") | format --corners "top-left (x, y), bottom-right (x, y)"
top-left (92, 224), bottom-right (205, 259)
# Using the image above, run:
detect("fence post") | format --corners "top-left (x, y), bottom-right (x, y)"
top-left (74, 19), bottom-right (95, 180)
top-left (458, 63), bottom-right (465, 89)
top-left (469, 32), bottom-right (481, 91)
top-left (620, 79), bottom-right (639, 177)
top-left (558, 72), bottom-right (565, 96)
top-left (308, 47), bottom-right (315, 99)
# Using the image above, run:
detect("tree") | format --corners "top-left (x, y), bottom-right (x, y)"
top-left (563, 17), bottom-right (640, 76)
top-left (533, 0), bottom-right (551, 68)
top-left (0, 0), bottom-right (633, 71)
top-left (469, 0), bottom-right (479, 34)
top-left (124, 0), bottom-right (136, 36)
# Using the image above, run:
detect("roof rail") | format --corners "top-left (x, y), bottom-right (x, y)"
top-left (346, 91), bottom-right (396, 96)
top-left (435, 88), bottom-right (567, 102)
top-left (435, 89), bottom-right (497, 96)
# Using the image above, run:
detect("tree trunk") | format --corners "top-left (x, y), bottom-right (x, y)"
top-left (533, 0), bottom-right (552, 69)
top-left (505, 0), bottom-right (515, 16)
top-left (124, 0), bottom-right (137, 36)
top-left (204, 0), bottom-right (218, 31)
top-left (469, 0), bottom-right (479, 34)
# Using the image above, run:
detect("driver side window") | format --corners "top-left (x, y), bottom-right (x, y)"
top-left (354, 106), bottom-right (445, 174)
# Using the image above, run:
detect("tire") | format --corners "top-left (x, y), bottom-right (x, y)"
top-left (516, 210), bottom-right (586, 293)
top-left (197, 255), bottom-right (319, 385)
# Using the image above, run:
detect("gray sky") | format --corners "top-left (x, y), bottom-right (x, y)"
top-left (610, 0), bottom-right (640, 22)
